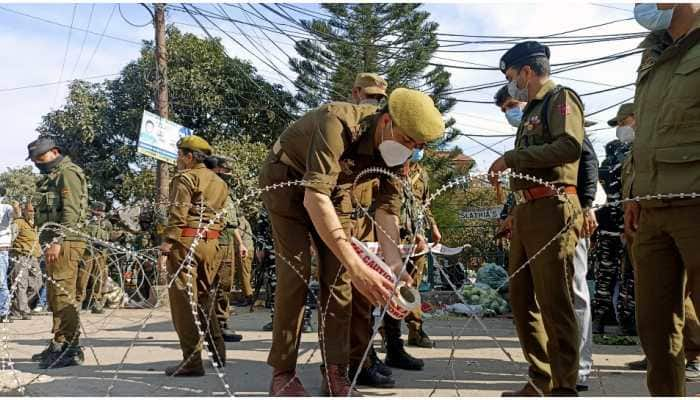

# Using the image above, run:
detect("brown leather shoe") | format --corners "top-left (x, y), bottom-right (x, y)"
top-left (501, 382), bottom-right (544, 397)
top-left (164, 360), bottom-right (205, 377)
top-left (320, 364), bottom-right (362, 396)
top-left (269, 369), bottom-right (308, 396)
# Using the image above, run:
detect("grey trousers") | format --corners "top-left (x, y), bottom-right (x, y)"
top-left (11, 255), bottom-right (42, 315)
top-left (573, 238), bottom-right (593, 385)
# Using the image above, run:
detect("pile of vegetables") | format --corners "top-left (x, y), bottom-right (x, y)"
top-left (462, 283), bottom-right (510, 316)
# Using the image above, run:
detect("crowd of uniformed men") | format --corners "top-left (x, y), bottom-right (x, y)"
top-left (0, 3), bottom-right (697, 396)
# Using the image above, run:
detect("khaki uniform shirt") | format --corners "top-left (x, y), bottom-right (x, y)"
top-left (236, 215), bottom-right (254, 250)
top-left (276, 102), bottom-right (402, 217)
top-left (625, 16), bottom-right (700, 205)
top-left (219, 197), bottom-right (239, 246)
top-left (35, 156), bottom-right (88, 244)
top-left (163, 163), bottom-right (229, 244)
top-left (12, 218), bottom-right (41, 258)
top-left (503, 79), bottom-right (585, 190)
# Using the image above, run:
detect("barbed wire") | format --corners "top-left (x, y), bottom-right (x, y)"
top-left (2, 166), bottom-right (694, 396)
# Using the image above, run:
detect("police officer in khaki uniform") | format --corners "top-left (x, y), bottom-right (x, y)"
top-left (205, 156), bottom-right (245, 343)
top-left (401, 158), bottom-right (441, 348)
top-left (232, 214), bottom-right (253, 306)
top-left (76, 201), bottom-right (112, 314)
top-left (622, 4), bottom-right (700, 395)
top-left (346, 73), bottom-right (395, 388)
top-left (27, 137), bottom-right (88, 369)
top-left (159, 136), bottom-right (229, 377)
top-left (261, 88), bottom-right (444, 396)
top-left (488, 41), bottom-right (585, 395)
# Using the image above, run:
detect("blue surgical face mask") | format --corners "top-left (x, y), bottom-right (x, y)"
top-left (411, 148), bottom-right (424, 162)
top-left (634, 4), bottom-right (674, 31)
top-left (505, 107), bottom-right (524, 127)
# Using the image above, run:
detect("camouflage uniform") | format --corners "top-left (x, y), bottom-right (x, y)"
top-left (592, 139), bottom-right (632, 332)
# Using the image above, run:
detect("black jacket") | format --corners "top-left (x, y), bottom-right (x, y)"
top-left (577, 134), bottom-right (599, 209)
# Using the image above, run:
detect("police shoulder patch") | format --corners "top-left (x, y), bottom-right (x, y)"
top-left (558, 103), bottom-right (572, 116)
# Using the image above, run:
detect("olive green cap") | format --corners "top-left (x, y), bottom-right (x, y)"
top-left (607, 103), bottom-right (635, 127)
top-left (387, 88), bottom-right (445, 142)
top-left (177, 135), bottom-right (212, 155)
top-left (354, 73), bottom-right (388, 97)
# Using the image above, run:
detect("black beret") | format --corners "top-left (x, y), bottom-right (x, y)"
top-left (26, 137), bottom-right (60, 161)
top-left (204, 156), bottom-right (230, 170)
top-left (500, 41), bottom-right (551, 73)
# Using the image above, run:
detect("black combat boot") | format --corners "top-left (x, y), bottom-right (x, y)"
top-left (39, 341), bottom-right (83, 369)
top-left (31, 340), bottom-right (52, 362)
top-left (369, 346), bottom-right (392, 376)
top-left (349, 363), bottom-right (395, 388)
top-left (385, 338), bottom-right (424, 371)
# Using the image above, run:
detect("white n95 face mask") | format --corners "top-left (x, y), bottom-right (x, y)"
top-left (379, 140), bottom-right (412, 167)
top-left (378, 121), bottom-right (413, 167)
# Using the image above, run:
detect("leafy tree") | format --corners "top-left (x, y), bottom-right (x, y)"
top-left (38, 26), bottom-right (297, 207)
top-left (420, 148), bottom-right (501, 266)
top-left (212, 137), bottom-right (269, 218)
top-left (289, 3), bottom-right (459, 145)
top-left (0, 167), bottom-right (38, 203)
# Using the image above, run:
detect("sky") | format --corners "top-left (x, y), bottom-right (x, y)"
top-left (0, 2), bottom-right (640, 174)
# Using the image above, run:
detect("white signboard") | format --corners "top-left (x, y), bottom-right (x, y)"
top-left (460, 207), bottom-right (502, 220)
top-left (137, 110), bottom-right (192, 164)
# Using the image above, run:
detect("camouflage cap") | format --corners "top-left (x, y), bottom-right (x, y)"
top-left (607, 103), bottom-right (635, 127)
top-left (354, 73), bottom-right (388, 97)
top-left (177, 135), bottom-right (212, 155)
top-left (91, 201), bottom-right (106, 211)
top-left (387, 88), bottom-right (445, 142)
top-left (26, 137), bottom-right (60, 161)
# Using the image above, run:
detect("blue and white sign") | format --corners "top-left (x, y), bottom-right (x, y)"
top-left (137, 110), bottom-right (192, 165)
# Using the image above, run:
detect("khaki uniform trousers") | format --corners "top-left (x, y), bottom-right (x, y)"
top-left (76, 249), bottom-right (108, 304)
top-left (632, 203), bottom-right (700, 395)
top-left (167, 238), bottom-right (224, 366)
top-left (261, 160), bottom-right (353, 371)
top-left (234, 242), bottom-right (253, 298)
top-left (684, 296), bottom-right (700, 363)
top-left (214, 242), bottom-right (235, 327)
top-left (47, 240), bottom-right (86, 345)
top-left (405, 254), bottom-right (427, 333)
top-left (509, 194), bottom-right (582, 393)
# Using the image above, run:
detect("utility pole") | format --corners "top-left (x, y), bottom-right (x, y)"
top-left (154, 4), bottom-right (169, 213)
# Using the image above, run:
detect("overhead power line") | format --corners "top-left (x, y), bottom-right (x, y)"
top-left (118, 3), bottom-right (152, 28)
top-left (82, 4), bottom-right (118, 76)
top-left (68, 4), bottom-right (95, 80)
top-left (0, 5), bottom-right (142, 46)
top-left (0, 73), bottom-right (120, 93)
top-left (53, 4), bottom-right (78, 108)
